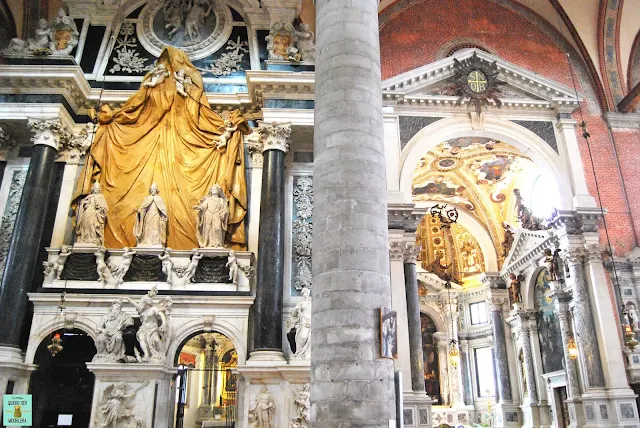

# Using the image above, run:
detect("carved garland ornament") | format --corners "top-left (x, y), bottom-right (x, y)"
top-left (292, 176), bottom-right (313, 291)
top-left (110, 22), bottom-right (154, 74)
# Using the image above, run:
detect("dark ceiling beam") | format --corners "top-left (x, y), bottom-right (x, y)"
top-left (617, 81), bottom-right (640, 113)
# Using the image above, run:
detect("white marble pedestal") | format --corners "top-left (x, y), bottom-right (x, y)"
top-left (495, 402), bottom-right (521, 427)
top-left (234, 351), bottom-right (310, 428)
top-left (0, 346), bottom-right (35, 395)
top-left (87, 362), bottom-right (177, 428)
top-left (402, 391), bottom-right (434, 427)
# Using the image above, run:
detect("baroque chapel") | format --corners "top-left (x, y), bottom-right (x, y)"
top-left (0, 0), bottom-right (639, 427)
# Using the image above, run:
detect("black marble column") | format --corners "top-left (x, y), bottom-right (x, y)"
top-left (252, 124), bottom-right (290, 353)
top-left (403, 246), bottom-right (426, 393)
top-left (0, 142), bottom-right (58, 348)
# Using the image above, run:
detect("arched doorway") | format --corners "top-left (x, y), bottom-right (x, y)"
top-left (29, 328), bottom-right (96, 428)
top-left (173, 331), bottom-right (238, 428)
top-left (421, 312), bottom-right (442, 404)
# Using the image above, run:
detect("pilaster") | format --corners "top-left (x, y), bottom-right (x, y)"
top-left (389, 233), bottom-right (411, 393)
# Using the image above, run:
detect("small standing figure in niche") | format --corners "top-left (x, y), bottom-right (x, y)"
top-left (112, 247), bottom-right (136, 284)
top-left (134, 183), bottom-right (168, 247)
top-left (142, 63), bottom-right (170, 89)
top-left (226, 250), bottom-right (238, 284)
top-left (174, 69), bottom-right (192, 97)
top-left (508, 273), bottom-right (523, 306)
top-left (75, 181), bottom-right (109, 246)
top-left (180, 249), bottom-right (204, 283)
top-left (628, 305), bottom-right (639, 331)
top-left (249, 386), bottom-right (275, 428)
top-left (543, 248), bottom-right (562, 283)
top-left (194, 184), bottom-right (229, 248)
top-left (159, 248), bottom-right (174, 285)
top-left (215, 119), bottom-right (238, 150)
top-left (286, 287), bottom-right (312, 359)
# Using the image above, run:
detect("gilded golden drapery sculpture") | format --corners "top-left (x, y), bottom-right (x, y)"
top-left (74, 46), bottom-right (249, 250)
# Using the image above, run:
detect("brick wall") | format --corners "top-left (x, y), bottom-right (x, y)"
top-left (379, 0), bottom-right (640, 255)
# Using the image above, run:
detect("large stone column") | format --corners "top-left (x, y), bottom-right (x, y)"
top-left (562, 246), bottom-right (605, 389)
top-left (403, 242), bottom-right (426, 393)
top-left (549, 289), bottom-right (584, 427)
top-left (251, 122), bottom-right (291, 357)
top-left (0, 119), bottom-right (69, 348)
top-left (311, 0), bottom-right (396, 424)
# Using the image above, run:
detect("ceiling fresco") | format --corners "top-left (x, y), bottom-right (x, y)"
top-left (412, 137), bottom-right (538, 269)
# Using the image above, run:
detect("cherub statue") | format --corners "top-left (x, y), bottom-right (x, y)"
top-left (112, 247), bottom-right (136, 284)
top-left (174, 69), bottom-right (192, 97)
top-left (54, 246), bottom-right (72, 280)
top-left (295, 23), bottom-right (315, 62)
top-left (178, 250), bottom-right (204, 284)
top-left (142, 63), bottom-right (170, 89)
top-left (215, 119), bottom-right (238, 150)
top-left (226, 250), bottom-right (238, 284)
top-left (159, 249), bottom-right (174, 286)
top-left (95, 247), bottom-right (112, 285)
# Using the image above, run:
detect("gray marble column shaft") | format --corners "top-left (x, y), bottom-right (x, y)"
top-left (565, 250), bottom-right (605, 388)
top-left (520, 326), bottom-right (538, 404)
top-left (460, 342), bottom-right (473, 405)
top-left (311, 0), bottom-right (396, 424)
top-left (553, 293), bottom-right (581, 398)
top-left (491, 308), bottom-right (512, 402)
top-left (404, 255), bottom-right (426, 393)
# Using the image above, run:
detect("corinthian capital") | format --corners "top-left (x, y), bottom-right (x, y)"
top-left (585, 243), bottom-right (607, 262)
top-left (28, 119), bottom-right (72, 151)
top-left (403, 242), bottom-right (421, 264)
top-left (389, 240), bottom-right (404, 261)
top-left (244, 132), bottom-right (264, 167)
top-left (257, 122), bottom-right (291, 153)
top-left (562, 246), bottom-right (587, 266)
top-left (59, 123), bottom-right (94, 163)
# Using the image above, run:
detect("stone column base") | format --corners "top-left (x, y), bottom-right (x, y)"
top-left (87, 362), bottom-right (177, 428)
top-left (564, 397), bottom-right (585, 427)
top-left (234, 360), bottom-right (309, 428)
top-left (520, 402), bottom-right (553, 428)
top-left (246, 349), bottom-right (286, 365)
top-left (0, 346), bottom-right (36, 395)
top-left (402, 391), bottom-right (434, 427)
top-left (494, 402), bottom-right (521, 427)
top-left (581, 389), bottom-right (640, 427)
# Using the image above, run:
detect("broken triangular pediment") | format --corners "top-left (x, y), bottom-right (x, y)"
top-left (382, 48), bottom-right (579, 110)
top-left (503, 228), bottom-right (552, 269)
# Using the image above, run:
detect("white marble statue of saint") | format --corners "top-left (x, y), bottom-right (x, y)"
top-left (194, 184), bottom-right (228, 248)
top-left (125, 290), bottom-right (172, 363)
top-left (286, 287), bottom-right (311, 359)
top-left (94, 299), bottom-right (134, 362)
top-left (75, 181), bottom-right (109, 246)
top-left (249, 386), bottom-right (275, 428)
top-left (134, 183), bottom-right (168, 247)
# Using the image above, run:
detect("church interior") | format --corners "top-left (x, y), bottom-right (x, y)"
top-left (0, 0), bottom-right (639, 427)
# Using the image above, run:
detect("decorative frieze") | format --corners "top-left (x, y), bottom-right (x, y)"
top-left (292, 176), bottom-right (313, 291)
top-left (0, 170), bottom-right (27, 283)
top-left (257, 122), bottom-right (291, 153)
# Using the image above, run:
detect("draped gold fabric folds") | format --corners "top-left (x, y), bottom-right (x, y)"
top-left (74, 46), bottom-right (249, 250)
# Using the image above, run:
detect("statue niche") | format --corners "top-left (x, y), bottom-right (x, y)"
top-left (73, 46), bottom-right (250, 250)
